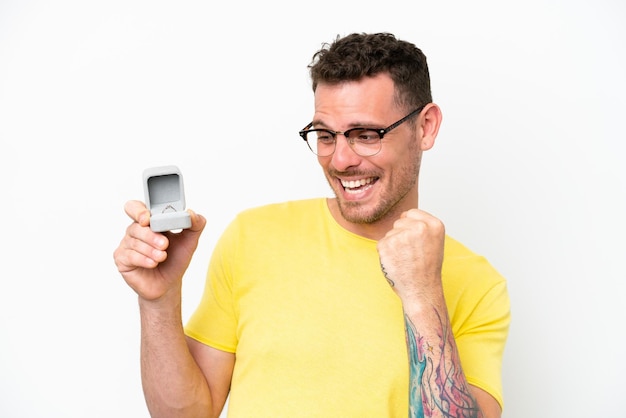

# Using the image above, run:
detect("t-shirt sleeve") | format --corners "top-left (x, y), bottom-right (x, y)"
top-left (455, 278), bottom-right (511, 409)
top-left (451, 266), bottom-right (511, 407)
top-left (442, 237), bottom-right (511, 409)
top-left (184, 218), bottom-right (240, 353)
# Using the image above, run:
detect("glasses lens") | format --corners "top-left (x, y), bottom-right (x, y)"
top-left (302, 128), bottom-right (382, 157)
top-left (346, 129), bottom-right (382, 156)
top-left (305, 130), bottom-right (335, 156)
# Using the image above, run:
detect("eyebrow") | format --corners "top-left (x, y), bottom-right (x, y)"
top-left (311, 118), bottom-right (382, 130)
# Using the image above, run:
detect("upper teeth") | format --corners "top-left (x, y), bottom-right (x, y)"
top-left (341, 178), bottom-right (373, 189)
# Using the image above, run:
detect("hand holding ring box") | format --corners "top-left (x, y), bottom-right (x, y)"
top-left (143, 165), bottom-right (192, 232)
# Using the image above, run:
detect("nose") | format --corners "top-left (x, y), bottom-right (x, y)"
top-left (329, 134), bottom-right (362, 171)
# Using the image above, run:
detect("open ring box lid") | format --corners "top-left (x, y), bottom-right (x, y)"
top-left (143, 165), bottom-right (192, 232)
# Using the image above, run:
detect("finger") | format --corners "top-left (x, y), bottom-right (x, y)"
top-left (403, 209), bottom-right (445, 230)
top-left (403, 208), bottom-right (433, 221)
top-left (124, 200), bottom-right (151, 226)
top-left (114, 244), bottom-right (160, 272)
top-left (187, 209), bottom-right (207, 233)
top-left (115, 227), bottom-right (168, 270)
top-left (127, 221), bottom-right (169, 252)
top-left (113, 239), bottom-right (161, 272)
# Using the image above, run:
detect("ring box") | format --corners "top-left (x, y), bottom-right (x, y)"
top-left (143, 165), bottom-right (192, 232)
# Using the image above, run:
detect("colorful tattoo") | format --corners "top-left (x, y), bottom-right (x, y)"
top-left (406, 315), bottom-right (427, 417)
top-left (405, 312), bottom-right (482, 418)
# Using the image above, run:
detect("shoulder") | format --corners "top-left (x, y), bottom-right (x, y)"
top-left (442, 235), bottom-right (510, 320)
top-left (214, 198), bottom-right (330, 263)
top-left (443, 235), bottom-right (507, 289)
top-left (234, 198), bottom-right (325, 224)
top-left (219, 198), bottom-right (326, 240)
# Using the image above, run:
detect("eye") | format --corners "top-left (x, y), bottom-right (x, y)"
top-left (315, 130), bottom-right (335, 144)
top-left (352, 129), bottom-right (381, 144)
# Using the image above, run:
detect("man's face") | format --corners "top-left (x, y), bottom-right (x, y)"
top-left (313, 73), bottom-right (424, 225)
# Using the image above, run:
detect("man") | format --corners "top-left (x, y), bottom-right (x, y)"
top-left (114, 32), bottom-right (510, 418)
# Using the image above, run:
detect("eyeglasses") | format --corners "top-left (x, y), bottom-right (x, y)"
top-left (298, 105), bottom-right (425, 157)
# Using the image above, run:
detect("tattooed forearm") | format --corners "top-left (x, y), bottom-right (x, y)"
top-left (405, 311), bottom-right (482, 418)
top-left (406, 315), bottom-right (427, 417)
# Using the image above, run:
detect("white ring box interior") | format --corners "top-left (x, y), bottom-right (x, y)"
top-left (143, 165), bottom-right (192, 232)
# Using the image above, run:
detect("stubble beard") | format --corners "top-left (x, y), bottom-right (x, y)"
top-left (329, 156), bottom-right (422, 225)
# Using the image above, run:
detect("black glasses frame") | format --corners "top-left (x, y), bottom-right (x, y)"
top-left (298, 104), bottom-right (426, 156)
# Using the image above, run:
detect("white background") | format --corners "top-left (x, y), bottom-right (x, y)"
top-left (1, 1), bottom-right (625, 417)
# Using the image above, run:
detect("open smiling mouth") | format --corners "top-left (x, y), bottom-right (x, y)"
top-left (340, 177), bottom-right (377, 194)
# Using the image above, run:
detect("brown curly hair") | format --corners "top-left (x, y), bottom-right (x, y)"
top-left (308, 32), bottom-right (432, 112)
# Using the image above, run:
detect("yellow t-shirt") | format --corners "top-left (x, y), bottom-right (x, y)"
top-left (185, 198), bottom-right (510, 417)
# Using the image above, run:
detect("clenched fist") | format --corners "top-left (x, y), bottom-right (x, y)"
top-left (377, 209), bottom-right (445, 304)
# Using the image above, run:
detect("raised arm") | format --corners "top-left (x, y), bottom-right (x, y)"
top-left (113, 200), bottom-right (233, 418)
top-left (377, 209), bottom-right (501, 418)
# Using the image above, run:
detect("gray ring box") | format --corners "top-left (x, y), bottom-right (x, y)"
top-left (143, 165), bottom-right (192, 232)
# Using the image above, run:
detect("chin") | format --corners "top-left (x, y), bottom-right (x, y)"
top-left (337, 199), bottom-right (385, 224)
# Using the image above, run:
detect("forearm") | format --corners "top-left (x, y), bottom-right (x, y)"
top-left (139, 294), bottom-right (213, 418)
top-left (403, 294), bottom-right (482, 418)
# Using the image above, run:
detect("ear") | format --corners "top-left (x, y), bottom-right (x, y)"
top-left (418, 103), bottom-right (442, 151)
